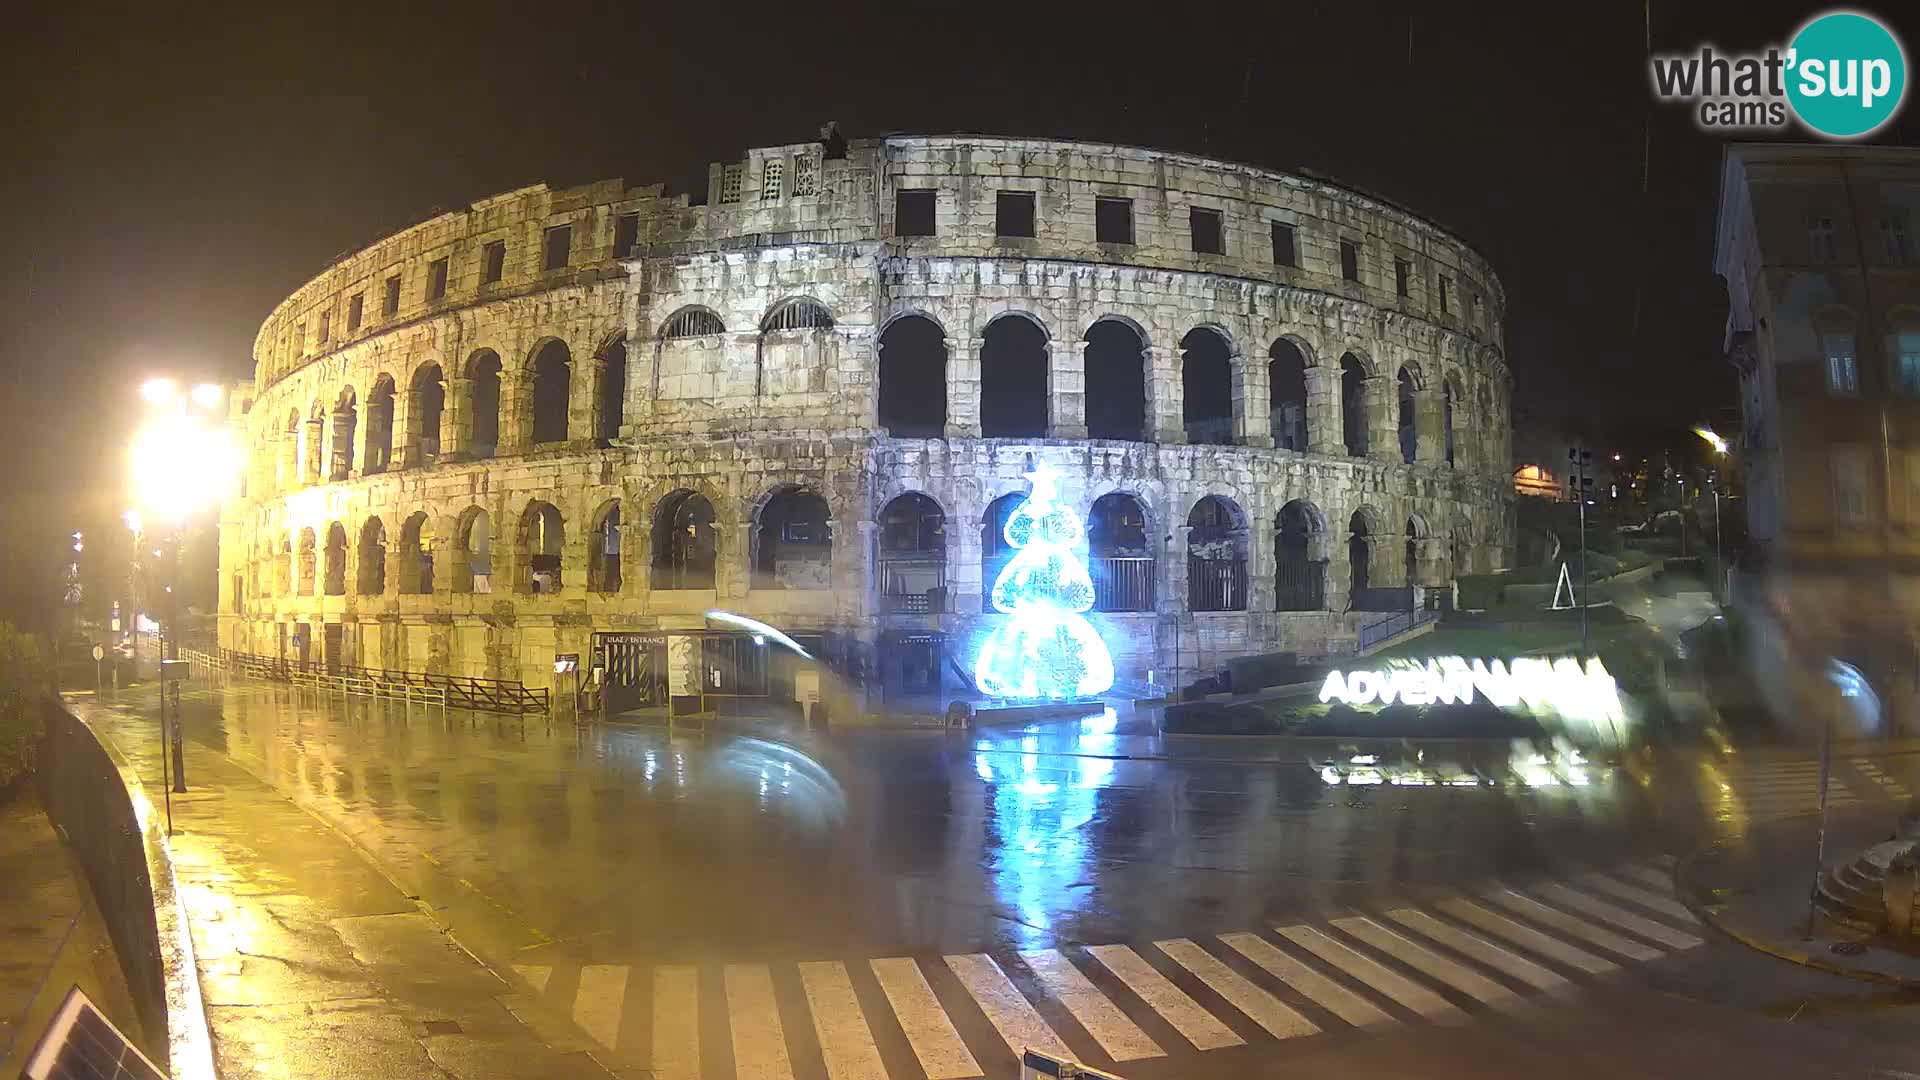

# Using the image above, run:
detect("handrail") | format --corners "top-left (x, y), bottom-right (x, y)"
top-left (1356, 606), bottom-right (1439, 651)
top-left (209, 648), bottom-right (550, 715)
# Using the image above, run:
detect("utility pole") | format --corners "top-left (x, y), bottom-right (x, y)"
top-left (1569, 447), bottom-right (1594, 653)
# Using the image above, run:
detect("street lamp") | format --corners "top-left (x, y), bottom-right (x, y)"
top-left (128, 379), bottom-right (239, 804)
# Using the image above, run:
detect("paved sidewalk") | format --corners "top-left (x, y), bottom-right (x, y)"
top-left (0, 789), bottom-right (141, 1074)
top-left (68, 691), bottom-right (615, 1080)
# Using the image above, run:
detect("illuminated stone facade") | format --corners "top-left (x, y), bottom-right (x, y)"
top-left (217, 134), bottom-right (1514, 705)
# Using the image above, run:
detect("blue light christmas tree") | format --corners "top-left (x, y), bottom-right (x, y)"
top-left (974, 462), bottom-right (1116, 700)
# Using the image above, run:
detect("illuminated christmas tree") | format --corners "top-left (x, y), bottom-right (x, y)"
top-left (974, 462), bottom-right (1116, 699)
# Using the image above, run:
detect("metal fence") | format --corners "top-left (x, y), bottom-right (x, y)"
top-left (213, 649), bottom-right (550, 714)
top-left (1186, 556), bottom-right (1247, 612)
top-left (1356, 607), bottom-right (1439, 652)
top-left (1091, 556), bottom-right (1155, 612)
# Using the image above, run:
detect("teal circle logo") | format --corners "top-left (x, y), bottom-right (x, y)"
top-left (1787, 11), bottom-right (1907, 138)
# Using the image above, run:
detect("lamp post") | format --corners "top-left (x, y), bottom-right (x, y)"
top-left (1693, 426), bottom-right (1729, 600)
top-left (128, 378), bottom-right (240, 803)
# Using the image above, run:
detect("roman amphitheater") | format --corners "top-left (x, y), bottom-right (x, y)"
top-left (217, 132), bottom-right (1514, 715)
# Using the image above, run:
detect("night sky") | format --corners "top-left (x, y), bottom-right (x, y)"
top-left (2, 1), bottom-right (1914, 609)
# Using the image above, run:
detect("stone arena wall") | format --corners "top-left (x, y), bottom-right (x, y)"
top-left (219, 134), bottom-right (1516, 700)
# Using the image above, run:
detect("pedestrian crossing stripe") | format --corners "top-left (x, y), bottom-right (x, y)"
top-left (1851, 758), bottom-right (1914, 800)
top-left (508, 860), bottom-right (1702, 1077)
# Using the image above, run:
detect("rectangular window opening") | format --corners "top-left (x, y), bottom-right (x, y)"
top-left (761, 161), bottom-right (783, 201)
top-left (426, 257), bottom-right (449, 301)
top-left (1883, 211), bottom-right (1913, 264)
top-left (1394, 258), bottom-right (1411, 298)
top-left (1190, 207), bottom-right (1223, 255)
top-left (1809, 213), bottom-right (1837, 263)
top-left (382, 274), bottom-right (401, 317)
top-left (1826, 333), bottom-right (1859, 395)
top-left (614, 213), bottom-right (639, 257)
top-left (1096, 197), bottom-right (1134, 245)
top-left (1340, 240), bottom-right (1361, 282)
top-left (543, 225), bottom-right (571, 272)
top-left (995, 191), bottom-right (1036, 238)
top-left (1271, 221), bottom-right (1297, 267)
top-left (317, 311), bottom-right (331, 346)
top-left (1439, 275), bottom-right (1452, 314)
top-left (482, 240), bottom-right (507, 284)
top-left (895, 188), bottom-right (937, 237)
top-left (346, 293), bottom-right (364, 333)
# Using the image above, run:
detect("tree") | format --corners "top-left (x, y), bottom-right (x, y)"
top-left (974, 463), bottom-right (1115, 699)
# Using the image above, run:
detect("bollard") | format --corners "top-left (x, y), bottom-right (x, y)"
top-left (1888, 853), bottom-right (1918, 938)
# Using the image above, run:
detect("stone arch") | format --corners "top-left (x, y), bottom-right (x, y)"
top-left (399, 512), bottom-right (434, 594)
top-left (528, 338), bottom-right (570, 445)
top-left (595, 332), bottom-right (628, 445)
top-left (877, 313), bottom-right (947, 437)
top-left (1340, 352), bottom-right (1369, 457)
top-left (1347, 506), bottom-right (1383, 597)
top-left (980, 491), bottom-right (1026, 611)
top-left (1268, 338), bottom-right (1310, 451)
top-left (587, 498), bottom-right (623, 594)
top-left (465, 349), bottom-right (503, 459)
top-left (354, 517), bottom-right (385, 595)
top-left (1443, 373), bottom-right (1463, 466)
top-left (297, 526), bottom-right (317, 595)
top-left (877, 492), bottom-right (947, 613)
top-left (1397, 365), bottom-right (1418, 464)
top-left (1085, 317), bottom-right (1148, 441)
top-left (1405, 513), bottom-right (1431, 587)
top-left (518, 500), bottom-right (564, 594)
top-left (453, 506), bottom-right (492, 593)
top-left (980, 312), bottom-right (1049, 438)
top-left (329, 386), bottom-right (358, 482)
top-left (320, 521), bottom-right (347, 595)
top-left (409, 360), bottom-right (445, 465)
top-left (658, 305), bottom-right (726, 340)
top-left (1186, 495), bottom-right (1248, 612)
top-left (1275, 499), bottom-right (1329, 611)
top-left (759, 297), bottom-right (835, 333)
top-left (282, 409), bottom-right (302, 490)
top-left (364, 374), bottom-right (396, 474)
top-left (752, 485), bottom-right (833, 590)
top-left (1089, 491), bottom-right (1154, 611)
top-left (1181, 326), bottom-right (1236, 446)
top-left (651, 490), bottom-right (716, 590)
top-left (304, 399), bottom-right (327, 485)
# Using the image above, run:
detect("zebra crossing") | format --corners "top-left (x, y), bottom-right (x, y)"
top-left (1715, 757), bottom-right (1913, 822)
top-left (510, 858), bottom-right (1704, 1078)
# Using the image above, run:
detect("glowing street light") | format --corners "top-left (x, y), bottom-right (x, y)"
top-left (1693, 425), bottom-right (1728, 456)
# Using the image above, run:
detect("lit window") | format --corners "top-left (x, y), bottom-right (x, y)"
top-left (1809, 213), bottom-right (1838, 263)
top-left (1825, 332), bottom-right (1858, 395)
top-left (1896, 330), bottom-right (1920, 396)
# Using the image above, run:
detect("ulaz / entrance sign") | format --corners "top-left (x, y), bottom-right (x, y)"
top-left (1318, 656), bottom-right (1628, 739)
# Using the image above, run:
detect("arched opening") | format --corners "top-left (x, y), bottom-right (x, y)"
top-left (530, 340), bottom-right (570, 445)
top-left (876, 315), bottom-right (947, 437)
top-left (1398, 367), bottom-right (1417, 464)
top-left (457, 508), bottom-right (491, 593)
top-left (1444, 377), bottom-right (1458, 466)
top-left (1187, 497), bottom-right (1247, 611)
top-left (519, 501), bottom-right (563, 594)
top-left (878, 493), bottom-right (946, 613)
top-left (282, 410), bottom-right (301, 490)
top-left (1089, 492), bottom-right (1153, 611)
top-left (354, 519), bottom-right (384, 595)
top-left (1084, 319), bottom-right (1147, 441)
top-left (1181, 327), bottom-right (1234, 446)
top-left (652, 491), bottom-right (715, 590)
top-left (1268, 339), bottom-right (1308, 451)
top-left (400, 512), bottom-right (433, 594)
top-left (1340, 354), bottom-right (1368, 456)
top-left (588, 501), bottom-right (622, 593)
top-left (467, 350), bottom-right (502, 459)
top-left (297, 528), bottom-right (316, 595)
top-left (329, 388), bottom-right (357, 482)
top-left (364, 376), bottom-right (395, 474)
top-left (753, 488), bottom-right (833, 590)
top-left (981, 492), bottom-right (1025, 611)
top-left (324, 522), bottom-right (349, 596)
top-left (304, 402), bottom-right (325, 485)
top-left (1275, 500), bottom-right (1328, 611)
top-left (980, 315), bottom-right (1048, 438)
top-left (596, 336), bottom-right (626, 445)
top-left (1348, 510), bottom-right (1373, 596)
top-left (411, 364), bottom-right (444, 465)
top-left (279, 536), bottom-right (293, 595)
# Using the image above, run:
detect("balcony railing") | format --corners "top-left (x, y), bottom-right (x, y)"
top-left (1091, 556), bottom-right (1155, 612)
top-left (1187, 556), bottom-right (1247, 612)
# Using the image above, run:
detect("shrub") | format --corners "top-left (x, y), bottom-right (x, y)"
top-left (0, 623), bottom-right (50, 789)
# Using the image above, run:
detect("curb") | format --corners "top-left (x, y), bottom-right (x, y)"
top-left (1675, 841), bottom-right (1920, 989)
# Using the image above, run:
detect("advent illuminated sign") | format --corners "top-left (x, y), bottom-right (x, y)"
top-left (1318, 656), bottom-right (1626, 730)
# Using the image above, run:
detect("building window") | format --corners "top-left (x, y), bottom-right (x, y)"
top-left (793, 155), bottom-right (818, 196)
top-left (761, 160), bottom-right (783, 201)
top-left (1893, 330), bottom-right (1920, 396)
top-left (317, 311), bottom-right (331, 346)
top-left (1096, 197), bottom-right (1133, 245)
top-left (995, 191), bottom-right (1035, 238)
top-left (1883, 211), bottom-right (1913, 264)
top-left (1825, 332), bottom-right (1859, 395)
top-left (382, 274), bottom-right (401, 317)
top-left (719, 164), bottom-right (744, 204)
top-left (543, 225), bottom-right (571, 272)
top-left (295, 322), bottom-right (306, 355)
top-left (1809, 213), bottom-right (1838, 263)
top-left (895, 188), bottom-right (936, 237)
top-left (426, 257), bottom-right (449, 301)
top-left (1340, 240), bottom-right (1361, 282)
top-left (1439, 275), bottom-right (1452, 313)
top-left (1190, 207), bottom-right (1223, 254)
top-left (614, 213), bottom-right (639, 257)
top-left (1271, 221), bottom-right (1297, 267)
top-left (482, 240), bottom-right (507, 284)
top-left (347, 292), bottom-right (364, 333)
top-left (1832, 445), bottom-right (1871, 526)
top-left (1394, 258), bottom-right (1411, 298)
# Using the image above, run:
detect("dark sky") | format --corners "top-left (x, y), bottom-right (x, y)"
top-left (2, 1), bottom-right (1914, 556)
